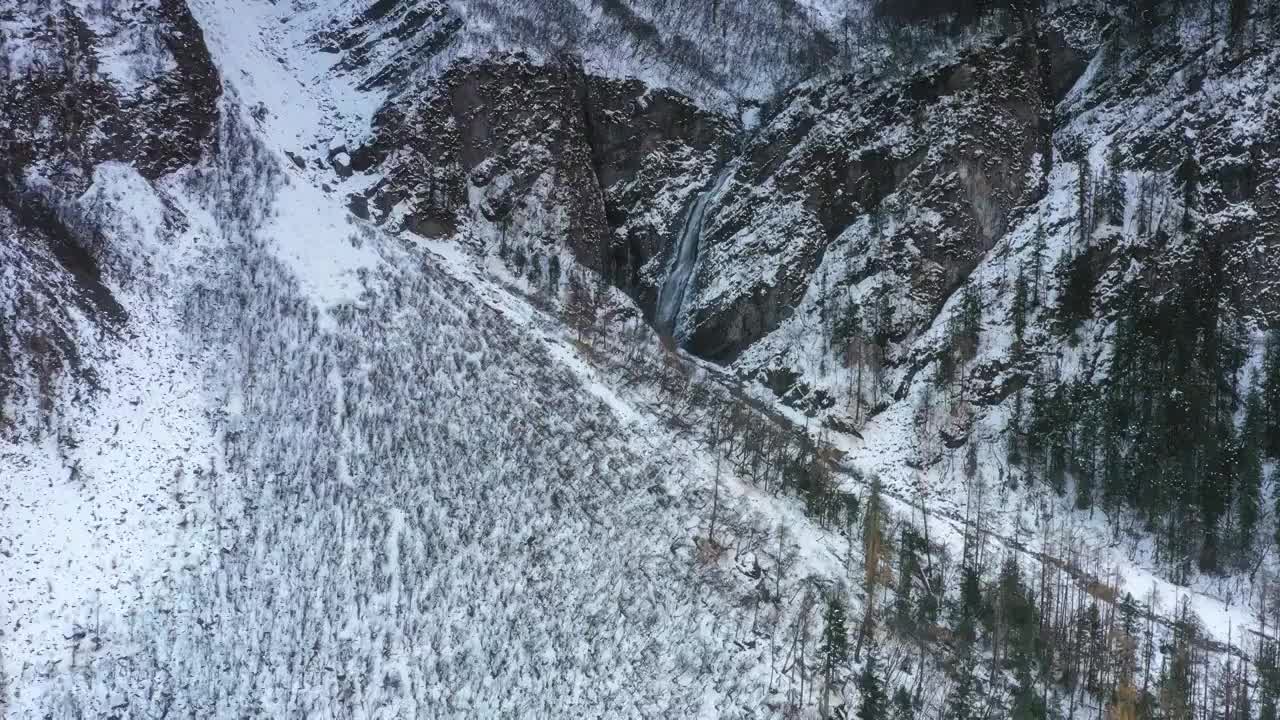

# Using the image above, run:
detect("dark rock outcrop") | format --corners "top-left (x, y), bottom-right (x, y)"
top-left (0, 0), bottom-right (220, 433)
top-left (1, 0), bottom-right (219, 190)
top-left (681, 32), bottom-right (1086, 362)
top-left (350, 54), bottom-right (736, 298)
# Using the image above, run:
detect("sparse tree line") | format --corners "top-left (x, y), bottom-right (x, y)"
top-left (541, 254), bottom-right (1276, 720)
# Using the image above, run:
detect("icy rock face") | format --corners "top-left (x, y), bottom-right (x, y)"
top-left (302, 0), bottom-right (848, 112)
top-left (1057, 23), bottom-right (1280, 324)
top-left (350, 55), bottom-right (736, 297)
top-left (1, 0), bottom-right (219, 189)
top-left (680, 30), bottom-right (1091, 363)
top-left (0, 0), bottom-right (219, 435)
top-left (310, 0), bottom-right (462, 92)
top-left (581, 75), bottom-right (737, 300)
top-left (705, 3), bottom-right (1280, 433)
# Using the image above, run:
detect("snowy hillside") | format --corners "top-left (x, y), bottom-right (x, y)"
top-left (7, 1), bottom-right (1280, 719)
top-left (2, 1), bottom-right (866, 716)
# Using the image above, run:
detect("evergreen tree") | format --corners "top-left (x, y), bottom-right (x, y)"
top-left (873, 291), bottom-right (894, 361)
top-left (1007, 388), bottom-right (1025, 468)
top-left (857, 477), bottom-right (886, 660)
top-left (954, 562), bottom-right (982, 647)
top-left (511, 243), bottom-right (527, 276)
top-left (1055, 249), bottom-right (1094, 332)
top-left (1263, 330), bottom-right (1280, 456)
top-left (893, 527), bottom-right (923, 637)
top-left (1176, 154), bottom-right (1200, 231)
top-left (1080, 602), bottom-right (1106, 693)
top-left (822, 593), bottom-right (852, 702)
top-left (1002, 556), bottom-right (1044, 720)
top-left (565, 271), bottom-right (597, 342)
top-left (1031, 214), bottom-right (1047, 304)
top-left (1159, 607), bottom-right (1199, 720)
top-left (891, 686), bottom-right (914, 720)
top-left (1237, 378), bottom-right (1264, 559)
top-left (940, 283), bottom-right (982, 386)
top-left (527, 251), bottom-right (543, 286)
top-left (1010, 266), bottom-right (1030, 355)
top-left (1260, 641), bottom-right (1280, 720)
top-left (955, 282), bottom-right (982, 362)
top-left (1098, 145), bottom-right (1127, 227)
top-left (870, 290), bottom-right (894, 401)
top-left (857, 646), bottom-right (888, 720)
top-left (548, 254), bottom-right (561, 294)
top-left (947, 646), bottom-right (985, 720)
top-left (1009, 659), bottom-right (1046, 720)
top-left (1077, 161), bottom-right (1092, 245)
top-left (833, 301), bottom-right (863, 351)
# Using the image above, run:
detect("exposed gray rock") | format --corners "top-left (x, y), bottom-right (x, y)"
top-left (350, 54), bottom-right (737, 300)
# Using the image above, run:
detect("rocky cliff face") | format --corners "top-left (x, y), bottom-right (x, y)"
top-left (639, 3), bottom-right (1280, 428)
top-left (348, 54), bottom-right (737, 306)
top-left (1057, 14), bottom-right (1280, 324)
top-left (681, 25), bottom-right (1092, 363)
top-left (332, 2), bottom-right (1280, 434)
top-left (1, 0), bottom-right (218, 188)
top-left (0, 0), bottom-right (219, 435)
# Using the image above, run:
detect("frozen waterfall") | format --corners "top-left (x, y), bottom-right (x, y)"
top-left (655, 166), bottom-right (734, 339)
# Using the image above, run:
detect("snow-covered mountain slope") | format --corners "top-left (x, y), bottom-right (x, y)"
top-left (295, 0), bottom-right (859, 112)
top-left (2, 2), bottom-right (868, 717)
top-left (10, 104), bottom-right (842, 716)
top-left (8, 1), bottom-right (1280, 719)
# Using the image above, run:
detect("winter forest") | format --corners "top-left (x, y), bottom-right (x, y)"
top-left (4, 0), bottom-right (1280, 718)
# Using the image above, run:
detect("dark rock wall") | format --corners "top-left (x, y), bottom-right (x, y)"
top-left (0, 0), bottom-right (220, 434)
top-left (352, 54), bottom-right (736, 299)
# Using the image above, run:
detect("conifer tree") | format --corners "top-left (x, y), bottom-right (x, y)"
top-left (1237, 378), bottom-right (1264, 558)
top-left (527, 251), bottom-right (543, 287)
top-left (834, 300), bottom-right (867, 422)
top-left (947, 646), bottom-right (985, 720)
top-left (857, 476), bottom-right (887, 659)
top-left (1263, 330), bottom-right (1280, 456)
top-left (1260, 641), bottom-right (1280, 720)
top-left (1099, 145), bottom-right (1127, 227)
top-left (834, 301), bottom-right (863, 354)
top-left (1159, 607), bottom-right (1199, 720)
top-left (821, 593), bottom-right (852, 714)
top-left (955, 283), bottom-right (982, 363)
top-left (1010, 660), bottom-right (1046, 720)
top-left (548, 254), bottom-right (561, 295)
top-left (1055, 249), bottom-right (1094, 331)
top-left (891, 686), bottom-right (914, 720)
top-left (893, 527), bottom-right (922, 637)
top-left (1031, 214), bottom-right (1047, 304)
top-left (1010, 266), bottom-right (1030, 355)
top-left (1007, 388), bottom-right (1025, 468)
top-left (857, 645), bottom-right (888, 720)
top-left (954, 562), bottom-right (982, 647)
top-left (565, 271), bottom-right (596, 343)
top-left (512, 243), bottom-right (527, 276)
top-left (872, 291), bottom-right (894, 400)
top-left (1077, 161), bottom-right (1092, 245)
